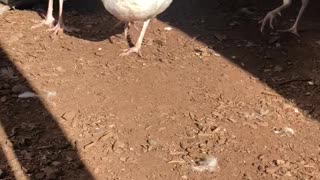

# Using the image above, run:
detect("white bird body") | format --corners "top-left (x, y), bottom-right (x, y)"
top-left (102, 0), bottom-right (172, 22)
top-left (101, 0), bottom-right (173, 56)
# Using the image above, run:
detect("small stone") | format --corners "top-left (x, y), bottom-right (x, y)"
top-left (308, 81), bottom-right (315, 86)
top-left (284, 171), bottom-right (292, 176)
top-left (283, 127), bottom-right (295, 136)
top-left (273, 65), bottom-right (283, 72)
top-left (94, 168), bottom-right (100, 174)
top-left (56, 67), bottom-right (66, 73)
top-left (119, 157), bottom-right (127, 162)
top-left (62, 111), bottom-right (77, 121)
top-left (164, 27), bottom-right (172, 31)
top-left (147, 138), bottom-right (157, 146)
top-left (275, 159), bottom-right (285, 166)
top-left (257, 165), bottom-right (264, 172)
top-left (265, 166), bottom-right (280, 174)
top-left (51, 161), bottom-right (62, 167)
top-left (227, 117), bottom-right (237, 123)
top-left (194, 47), bottom-right (212, 57)
top-left (245, 41), bottom-right (255, 48)
top-left (0, 96), bottom-right (7, 102)
top-left (229, 21), bottom-right (239, 27)
top-left (181, 175), bottom-right (188, 179)
top-left (85, 24), bottom-right (93, 28)
top-left (112, 141), bottom-right (126, 151)
top-left (192, 156), bottom-right (219, 172)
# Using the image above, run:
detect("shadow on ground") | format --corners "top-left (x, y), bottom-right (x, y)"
top-left (158, 0), bottom-right (320, 121)
top-left (0, 45), bottom-right (92, 179)
top-left (1, 0), bottom-right (320, 178)
top-left (55, 0), bottom-right (320, 121)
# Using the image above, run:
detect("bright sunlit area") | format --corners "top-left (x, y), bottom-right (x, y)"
top-left (0, 0), bottom-right (320, 179)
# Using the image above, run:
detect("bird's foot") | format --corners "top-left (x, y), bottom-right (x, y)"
top-left (0, 4), bottom-right (11, 15)
top-left (48, 23), bottom-right (80, 35)
top-left (259, 10), bottom-right (281, 33)
top-left (119, 46), bottom-right (142, 57)
top-left (31, 17), bottom-right (55, 30)
top-left (48, 23), bottom-right (63, 35)
top-left (279, 26), bottom-right (300, 36)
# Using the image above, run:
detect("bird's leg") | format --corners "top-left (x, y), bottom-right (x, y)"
top-left (124, 22), bottom-right (139, 38)
top-left (124, 22), bottom-right (130, 40)
top-left (129, 22), bottom-right (139, 31)
top-left (43, 0), bottom-right (55, 26)
top-left (120, 19), bottom-right (151, 57)
top-left (31, 0), bottom-right (55, 29)
top-left (260, 0), bottom-right (292, 32)
top-left (49, 0), bottom-right (79, 34)
top-left (109, 21), bottom-right (139, 40)
top-left (279, 0), bottom-right (309, 36)
top-left (109, 21), bottom-right (123, 33)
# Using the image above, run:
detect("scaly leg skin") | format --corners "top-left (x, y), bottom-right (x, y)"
top-left (260, 0), bottom-right (292, 33)
top-left (124, 22), bottom-right (139, 39)
top-left (124, 22), bottom-right (130, 40)
top-left (120, 19), bottom-right (151, 57)
top-left (49, 0), bottom-right (79, 34)
top-left (279, 0), bottom-right (309, 36)
top-left (31, 0), bottom-right (55, 29)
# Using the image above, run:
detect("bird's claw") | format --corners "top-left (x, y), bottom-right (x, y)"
top-left (31, 18), bottom-right (55, 30)
top-left (47, 23), bottom-right (80, 35)
top-left (260, 10), bottom-right (281, 33)
top-left (119, 46), bottom-right (142, 57)
top-left (47, 24), bottom-right (63, 35)
top-left (278, 26), bottom-right (300, 36)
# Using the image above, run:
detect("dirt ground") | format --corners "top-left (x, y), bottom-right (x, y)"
top-left (1, 0), bottom-right (320, 179)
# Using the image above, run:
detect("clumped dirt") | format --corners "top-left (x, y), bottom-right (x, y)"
top-left (1, 0), bottom-right (320, 179)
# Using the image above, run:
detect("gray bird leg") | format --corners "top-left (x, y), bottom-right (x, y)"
top-left (279, 0), bottom-right (309, 36)
top-left (260, 0), bottom-right (292, 32)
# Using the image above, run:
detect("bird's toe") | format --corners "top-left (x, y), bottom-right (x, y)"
top-left (119, 47), bottom-right (142, 57)
top-left (279, 27), bottom-right (300, 37)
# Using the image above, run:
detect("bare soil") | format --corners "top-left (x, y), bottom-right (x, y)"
top-left (1, 0), bottom-right (320, 179)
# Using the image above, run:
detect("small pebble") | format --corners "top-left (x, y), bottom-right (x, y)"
top-left (0, 96), bottom-right (7, 102)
